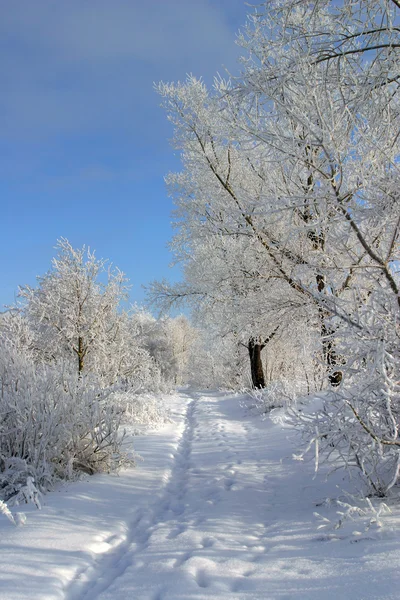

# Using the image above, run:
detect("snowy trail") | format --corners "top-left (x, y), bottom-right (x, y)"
top-left (2, 391), bottom-right (400, 599)
top-left (65, 394), bottom-right (199, 600)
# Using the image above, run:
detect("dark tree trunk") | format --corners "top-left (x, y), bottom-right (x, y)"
top-left (316, 275), bottom-right (343, 387)
top-left (321, 322), bottom-right (343, 387)
top-left (78, 336), bottom-right (84, 374)
top-left (248, 338), bottom-right (266, 389)
top-left (246, 328), bottom-right (279, 389)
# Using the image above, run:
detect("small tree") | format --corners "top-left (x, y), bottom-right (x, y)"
top-left (18, 238), bottom-right (129, 376)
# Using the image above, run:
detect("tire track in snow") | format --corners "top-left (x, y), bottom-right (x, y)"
top-left (64, 393), bottom-right (197, 600)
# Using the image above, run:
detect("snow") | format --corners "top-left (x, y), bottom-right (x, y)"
top-left (1, 390), bottom-right (400, 599)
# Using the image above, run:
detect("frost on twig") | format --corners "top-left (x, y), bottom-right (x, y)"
top-left (0, 500), bottom-right (17, 526)
top-left (314, 495), bottom-right (391, 535)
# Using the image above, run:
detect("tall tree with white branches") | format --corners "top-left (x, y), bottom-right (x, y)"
top-left (153, 0), bottom-right (400, 492)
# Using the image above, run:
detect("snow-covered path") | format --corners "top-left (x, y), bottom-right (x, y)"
top-left (2, 391), bottom-right (400, 599)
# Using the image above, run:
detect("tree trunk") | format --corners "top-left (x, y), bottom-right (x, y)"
top-left (78, 336), bottom-right (84, 374)
top-left (316, 275), bottom-right (342, 387)
top-left (248, 338), bottom-right (266, 389)
top-left (321, 324), bottom-right (343, 387)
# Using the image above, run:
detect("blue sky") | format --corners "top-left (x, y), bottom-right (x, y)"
top-left (0, 0), bottom-right (250, 309)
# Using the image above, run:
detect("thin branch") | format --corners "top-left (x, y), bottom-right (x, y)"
top-left (346, 400), bottom-right (400, 448)
top-left (314, 44), bottom-right (400, 64)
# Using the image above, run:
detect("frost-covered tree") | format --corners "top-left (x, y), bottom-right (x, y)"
top-left (153, 0), bottom-right (400, 492)
top-left (18, 238), bottom-right (129, 376)
top-left (237, 0), bottom-right (400, 493)
top-left (153, 0), bottom-right (400, 390)
top-left (151, 74), bottom-right (325, 387)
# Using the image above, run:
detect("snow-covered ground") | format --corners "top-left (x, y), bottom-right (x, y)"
top-left (1, 390), bottom-right (400, 599)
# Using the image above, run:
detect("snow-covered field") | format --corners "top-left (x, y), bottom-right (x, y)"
top-left (1, 390), bottom-right (400, 600)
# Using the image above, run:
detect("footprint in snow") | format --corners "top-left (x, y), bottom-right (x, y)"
top-left (250, 547), bottom-right (269, 562)
top-left (167, 524), bottom-right (186, 540)
top-left (224, 478), bottom-right (235, 491)
top-left (243, 569), bottom-right (256, 577)
top-left (196, 569), bottom-right (210, 588)
top-left (105, 533), bottom-right (121, 545)
top-left (174, 551), bottom-right (192, 568)
top-left (170, 502), bottom-right (185, 516)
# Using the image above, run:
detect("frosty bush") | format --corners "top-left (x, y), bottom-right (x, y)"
top-left (0, 337), bottom-right (131, 506)
top-left (248, 379), bottom-right (309, 415)
top-left (295, 299), bottom-right (400, 497)
top-left (0, 499), bottom-right (18, 526)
